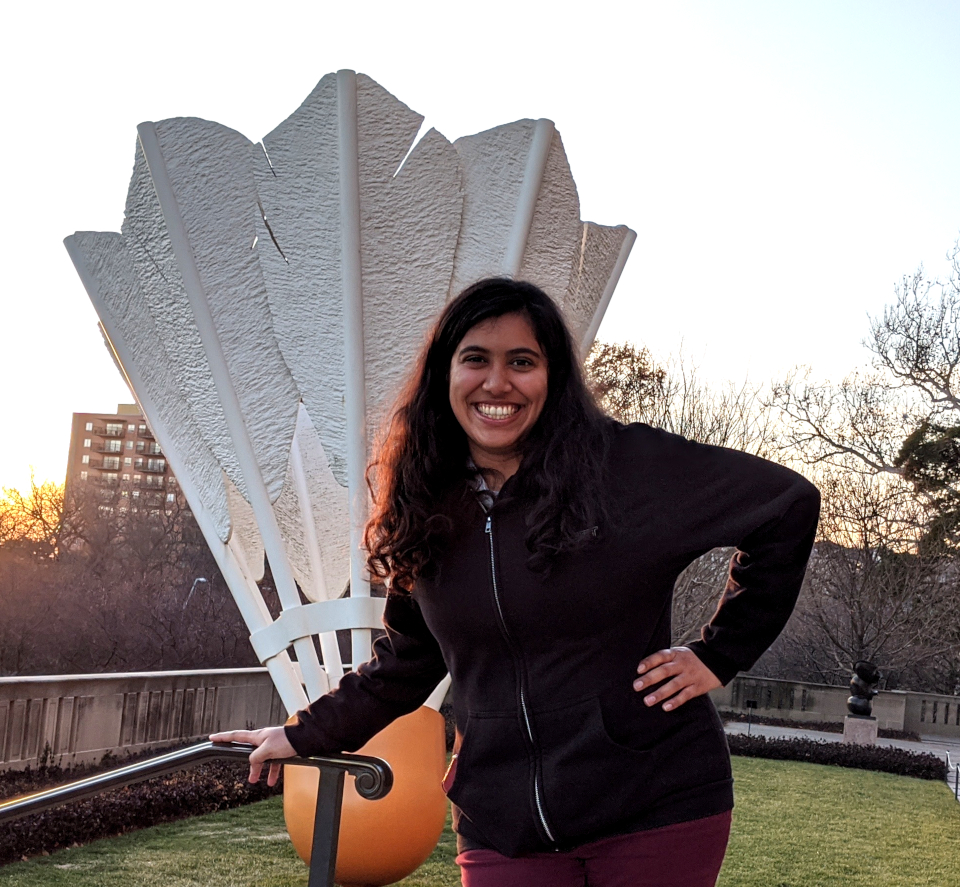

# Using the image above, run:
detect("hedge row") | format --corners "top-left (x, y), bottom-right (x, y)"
top-left (720, 711), bottom-right (921, 742)
top-left (0, 756), bottom-right (280, 865)
top-left (727, 733), bottom-right (947, 780)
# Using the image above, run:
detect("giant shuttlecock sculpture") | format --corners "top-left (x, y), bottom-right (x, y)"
top-left (65, 70), bottom-right (635, 886)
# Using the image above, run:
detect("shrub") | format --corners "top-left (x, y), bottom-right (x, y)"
top-left (727, 733), bottom-right (946, 781)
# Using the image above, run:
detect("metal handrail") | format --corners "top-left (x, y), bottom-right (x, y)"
top-left (0, 740), bottom-right (392, 887)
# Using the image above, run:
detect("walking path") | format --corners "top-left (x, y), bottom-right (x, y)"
top-left (724, 721), bottom-right (960, 799)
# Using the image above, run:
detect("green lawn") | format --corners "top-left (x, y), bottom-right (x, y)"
top-left (0, 758), bottom-right (957, 886)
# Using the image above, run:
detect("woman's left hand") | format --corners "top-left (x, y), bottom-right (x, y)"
top-left (209, 726), bottom-right (296, 786)
top-left (633, 646), bottom-right (721, 711)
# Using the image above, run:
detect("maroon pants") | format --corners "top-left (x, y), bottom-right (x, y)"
top-left (456, 811), bottom-right (731, 887)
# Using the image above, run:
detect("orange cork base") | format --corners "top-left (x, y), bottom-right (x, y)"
top-left (283, 706), bottom-right (448, 887)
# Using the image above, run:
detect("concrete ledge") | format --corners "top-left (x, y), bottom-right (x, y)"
top-left (0, 669), bottom-right (285, 771)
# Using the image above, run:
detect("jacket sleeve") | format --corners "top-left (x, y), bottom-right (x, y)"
top-left (283, 591), bottom-right (449, 757)
top-left (625, 425), bottom-right (821, 686)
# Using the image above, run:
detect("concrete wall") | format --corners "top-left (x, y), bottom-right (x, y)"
top-left (5, 669), bottom-right (959, 772)
top-left (712, 674), bottom-right (960, 739)
top-left (0, 669), bottom-right (284, 771)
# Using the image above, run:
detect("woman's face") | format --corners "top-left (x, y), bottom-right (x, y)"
top-left (448, 312), bottom-right (548, 477)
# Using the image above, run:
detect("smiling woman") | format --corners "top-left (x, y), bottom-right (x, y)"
top-left (214, 277), bottom-right (820, 887)
top-left (448, 312), bottom-right (548, 485)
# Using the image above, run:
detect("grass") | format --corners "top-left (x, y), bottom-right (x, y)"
top-left (0, 758), bottom-right (957, 886)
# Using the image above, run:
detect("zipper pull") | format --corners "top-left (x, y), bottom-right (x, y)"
top-left (485, 515), bottom-right (492, 533)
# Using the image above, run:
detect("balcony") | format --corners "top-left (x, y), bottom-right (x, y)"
top-left (138, 424), bottom-right (154, 440)
top-left (93, 424), bottom-right (125, 438)
top-left (135, 458), bottom-right (166, 474)
top-left (95, 441), bottom-right (124, 454)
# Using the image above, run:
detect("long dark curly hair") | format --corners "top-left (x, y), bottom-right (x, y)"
top-left (365, 277), bottom-right (614, 591)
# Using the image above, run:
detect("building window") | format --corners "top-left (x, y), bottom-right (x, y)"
top-left (81, 455), bottom-right (90, 465)
top-left (83, 438), bottom-right (91, 448)
top-left (132, 490), bottom-right (140, 498)
top-left (124, 457), bottom-right (132, 466)
top-left (105, 440), bottom-right (122, 454)
top-left (126, 440), bottom-right (134, 450)
top-left (168, 477), bottom-right (177, 486)
top-left (103, 457), bottom-right (121, 470)
top-left (128, 424), bottom-right (136, 433)
top-left (105, 422), bottom-right (124, 436)
top-left (138, 424), bottom-right (147, 435)
top-left (134, 474), bottom-right (141, 485)
top-left (85, 422), bottom-right (93, 431)
top-left (166, 493), bottom-right (176, 503)
top-left (122, 473), bottom-right (130, 481)
top-left (80, 470), bottom-right (88, 481)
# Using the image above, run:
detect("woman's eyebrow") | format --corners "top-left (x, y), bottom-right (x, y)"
top-left (506, 347), bottom-right (542, 357)
top-left (456, 344), bottom-right (544, 357)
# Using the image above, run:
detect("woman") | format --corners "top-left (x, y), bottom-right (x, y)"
top-left (213, 278), bottom-right (820, 886)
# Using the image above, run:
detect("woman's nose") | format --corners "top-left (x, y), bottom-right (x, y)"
top-left (483, 363), bottom-right (512, 394)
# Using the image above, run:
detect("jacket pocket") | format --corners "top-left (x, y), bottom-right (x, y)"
top-left (536, 695), bottom-right (656, 844)
top-left (446, 711), bottom-right (541, 856)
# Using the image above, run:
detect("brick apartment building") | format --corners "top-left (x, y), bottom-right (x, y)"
top-left (64, 404), bottom-right (179, 514)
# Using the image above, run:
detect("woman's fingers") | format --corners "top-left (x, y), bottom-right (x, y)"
top-left (268, 763), bottom-right (283, 787)
top-left (633, 646), bottom-right (721, 711)
top-left (209, 726), bottom-right (296, 784)
top-left (636, 648), bottom-right (675, 676)
top-left (209, 729), bottom-right (258, 745)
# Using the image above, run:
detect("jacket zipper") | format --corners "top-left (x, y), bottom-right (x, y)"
top-left (485, 514), bottom-right (557, 845)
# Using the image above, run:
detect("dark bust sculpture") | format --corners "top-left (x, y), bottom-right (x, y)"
top-left (847, 660), bottom-right (881, 717)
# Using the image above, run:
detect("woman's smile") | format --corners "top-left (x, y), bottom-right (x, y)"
top-left (449, 312), bottom-right (548, 478)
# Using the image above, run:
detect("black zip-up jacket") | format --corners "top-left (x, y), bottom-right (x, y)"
top-left (285, 422), bottom-right (820, 857)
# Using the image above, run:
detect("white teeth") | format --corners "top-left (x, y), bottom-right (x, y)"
top-left (476, 403), bottom-right (520, 419)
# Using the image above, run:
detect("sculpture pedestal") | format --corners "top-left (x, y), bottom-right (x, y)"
top-left (843, 715), bottom-right (878, 746)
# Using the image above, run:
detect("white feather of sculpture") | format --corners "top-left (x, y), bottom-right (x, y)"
top-left (65, 231), bottom-right (232, 543)
top-left (450, 119), bottom-right (636, 352)
top-left (256, 73), bottom-right (463, 479)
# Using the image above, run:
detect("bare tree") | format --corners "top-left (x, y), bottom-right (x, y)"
top-left (768, 367), bottom-right (920, 476)
top-left (0, 484), bottom-right (257, 675)
top-left (587, 342), bottom-right (780, 456)
top-left (0, 476), bottom-right (65, 557)
top-left (868, 238), bottom-right (960, 415)
top-left (770, 235), bottom-right (960, 509)
top-left (776, 467), bottom-right (960, 692)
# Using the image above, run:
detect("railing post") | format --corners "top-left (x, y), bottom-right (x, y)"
top-left (309, 767), bottom-right (346, 887)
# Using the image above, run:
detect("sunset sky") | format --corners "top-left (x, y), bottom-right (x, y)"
top-left (1, 0), bottom-right (958, 493)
